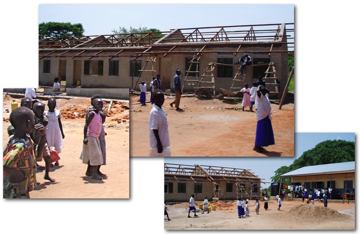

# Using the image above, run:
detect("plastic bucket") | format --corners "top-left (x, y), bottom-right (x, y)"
top-left (11, 102), bottom-right (19, 112)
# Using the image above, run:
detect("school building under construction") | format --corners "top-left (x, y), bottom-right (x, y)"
top-left (281, 161), bottom-right (355, 199)
top-left (39, 23), bottom-right (294, 98)
top-left (164, 163), bottom-right (264, 202)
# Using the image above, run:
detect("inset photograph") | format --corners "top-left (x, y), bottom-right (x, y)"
top-left (3, 88), bottom-right (129, 198)
top-left (129, 6), bottom-right (294, 157)
top-left (164, 133), bottom-right (355, 230)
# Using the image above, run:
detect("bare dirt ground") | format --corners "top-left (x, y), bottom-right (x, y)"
top-left (3, 95), bottom-right (129, 199)
top-left (164, 200), bottom-right (355, 230)
top-left (130, 92), bottom-right (294, 157)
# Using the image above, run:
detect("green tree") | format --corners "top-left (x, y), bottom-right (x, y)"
top-left (288, 55), bottom-right (294, 72)
top-left (271, 139), bottom-right (355, 183)
top-left (270, 165), bottom-right (291, 184)
top-left (111, 26), bottom-right (164, 42)
top-left (39, 22), bottom-right (84, 39)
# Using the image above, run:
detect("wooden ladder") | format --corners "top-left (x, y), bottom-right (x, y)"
top-left (229, 65), bottom-right (246, 92)
top-left (181, 53), bottom-right (201, 93)
top-left (131, 56), bottom-right (156, 90)
top-left (236, 183), bottom-right (250, 200)
top-left (195, 62), bottom-right (216, 96)
top-left (263, 62), bottom-right (280, 100)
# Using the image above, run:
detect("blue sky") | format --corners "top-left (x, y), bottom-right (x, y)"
top-left (165, 133), bottom-right (355, 186)
top-left (39, 4), bottom-right (294, 35)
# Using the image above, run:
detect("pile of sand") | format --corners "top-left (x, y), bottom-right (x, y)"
top-left (60, 101), bottom-right (129, 120)
top-left (212, 201), bottom-right (236, 210)
top-left (285, 204), bottom-right (353, 221)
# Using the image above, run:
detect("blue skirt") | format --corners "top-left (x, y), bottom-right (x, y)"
top-left (150, 91), bottom-right (154, 103)
top-left (238, 206), bottom-right (245, 216)
top-left (255, 115), bottom-right (275, 147)
top-left (140, 92), bottom-right (146, 104)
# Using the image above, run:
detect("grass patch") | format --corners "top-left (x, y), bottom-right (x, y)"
top-left (286, 70), bottom-right (294, 92)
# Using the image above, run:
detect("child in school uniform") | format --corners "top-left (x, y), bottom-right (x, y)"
top-left (188, 194), bottom-right (198, 218)
top-left (164, 203), bottom-right (171, 221)
top-left (237, 198), bottom-right (245, 218)
top-left (149, 90), bottom-right (171, 156)
top-left (249, 83), bottom-right (258, 112)
top-left (245, 200), bottom-right (250, 216)
top-left (139, 81), bottom-right (147, 106)
top-left (255, 199), bottom-right (260, 215)
top-left (253, 85), bottom-right (275, 152)
top-left (45, 98), bottom-right (64, 167)
top-left (150, 77), bottom-right (155, 104)
top-left (323, 194), bottom-right (328, 207)
top-left (240, 83), bottom-right (251, 111)
top-left (277, 195), bottom-right (282, 210)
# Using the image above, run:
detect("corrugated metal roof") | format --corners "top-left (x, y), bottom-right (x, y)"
top-left (281, 161), bottom-right (355, 177)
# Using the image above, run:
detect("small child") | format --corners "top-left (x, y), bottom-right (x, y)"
top-left (149, 89), bottom-right (171, 156)
top-left (80, 97), bottom-right (106, 180)
top-left (240, 83), bottom-right (251, 111)
top-left (311, 198), bottom-right (315, 205)
top-left (45, 98), bottom-right (65, 167)
top-left (264, 196), bottom-right (269, 210)
top-left (3, 107), bottom-right (46, 198)
top-left (150, 77), bottom-right (155, 104)
top-left (139, 81), bottom-right (147, 106)
top-left (249, 83), bottom-right (258, 112)
top-left (188, 194), bottom-right (198, 218)
top-left (164, 203), bottom-right (171, 221)
top-left (85, 94), bottom-right (107, 178)
top-left (277, 195), bottom-right (282, 210)
top-left (323, 194), bottom-right (328, 207)
top-left (202, 196), bottom-right (210, 214)
top-left (53, 77), bottom-right (61, 90)
top-left (245, 200), bottom-right (250, 216)
top-left (255, 199), bottom-right (260, 215)
top-left (32, 102), bottom-right (55, 182)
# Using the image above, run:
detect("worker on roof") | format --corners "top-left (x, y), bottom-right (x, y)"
top-left (234, 53), bottom-right (252, 75)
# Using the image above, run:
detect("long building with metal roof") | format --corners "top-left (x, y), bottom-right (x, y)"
top-left (280, 161), bottom-right (355, 199)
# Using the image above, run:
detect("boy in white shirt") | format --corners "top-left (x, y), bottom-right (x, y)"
top-left (249, 83), bottom-right (258, 112)
top-left (277, 196), bottom-right (282, 210)
top-left (53, 77), bottom-right (61, 90)
top-left (150, 77), bottom-right (155, 104)
top-left (25, 88), bottom-right (36, 100)
top-left (188, 194), bottom-right (198, 218)
top-left (139, 81), bottom-right (147, 106)
top-left (149, 90), bottom-right (171, 156)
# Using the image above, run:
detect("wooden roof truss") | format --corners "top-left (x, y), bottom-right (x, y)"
top-left (39, 23), bottom-right (294, 59)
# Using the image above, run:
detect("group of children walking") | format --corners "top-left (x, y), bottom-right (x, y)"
top-left (3, 92), bottom-right (108, 198)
